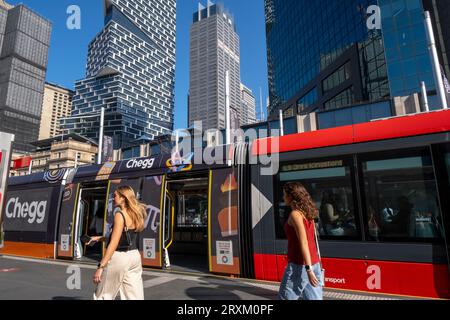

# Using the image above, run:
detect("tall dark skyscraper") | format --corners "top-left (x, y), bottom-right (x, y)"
top-left (188, 2), bottom-right (242, 131)
top-left (62, 0), bottom-right (176, 149)
top-left (265, 0), bottom-right (449, 122)
top-left (0, 1), bottom-right (52, 153)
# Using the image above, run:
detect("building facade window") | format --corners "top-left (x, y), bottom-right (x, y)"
top-left (318, 100), bottom-right (392, 129)
top-left (297, 87), bottom-right (318, 113)
top-left (322, 62), bottom-right (351, 94)
top-left (324, 87), bottom-right (355, 110)
top-left (379, 0), bottom-right (434, 97)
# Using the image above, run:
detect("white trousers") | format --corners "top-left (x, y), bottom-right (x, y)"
top-left (94, 250), bottom-right (144, 300)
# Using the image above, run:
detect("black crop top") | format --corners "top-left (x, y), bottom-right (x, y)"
top-left (108, 211), bottom-right (139, 252)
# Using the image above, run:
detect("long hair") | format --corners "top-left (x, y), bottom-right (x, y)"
top-left (116, 186), bottom-right (147, 232)
top-left (283, 182), bottom-right (318, 221)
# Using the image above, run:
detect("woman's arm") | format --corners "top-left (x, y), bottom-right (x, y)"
top-left (98, 213), bottom-right (124, 268)
top-left (326, 204), bottom-right (340, 222)
top-left (94, 213), bottom-right (125, 284)
top-left (88, 236), bottom-right (105, 244)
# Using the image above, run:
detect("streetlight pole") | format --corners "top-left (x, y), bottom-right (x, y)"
top-left (279, 109), bottom-right (285, 136)
top-left (28, 159), bottom-right (32, 175)
top-left (97, 107), bottom-right (105, 164)
top-left (424, 11), bottom-right (448, 109)
top-left (225, 71), bottom-right (231, 146)
top-left (175, 130), bottom-right (179, 154)
top-left (420, 81), bottom-right (430, 112)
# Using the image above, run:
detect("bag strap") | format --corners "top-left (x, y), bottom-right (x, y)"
top-left (313, 221), bottom-right (322, 266)
top-left (117, 211), bottom-right (132, 246)
top-left (118, 211), bottom-right (128, 231)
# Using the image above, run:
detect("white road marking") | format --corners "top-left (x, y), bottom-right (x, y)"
top-left (143, 276), bottom-right (176, 288)
top-left (1, 256), bottom-right (98, 269)
top-left (0, 268), bottom-right (19, 273)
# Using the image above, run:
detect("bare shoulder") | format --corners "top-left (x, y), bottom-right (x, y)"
top-left (113, 211), bottom-right (125, 225)
top-left (290, 210), bottom-right (306, 221)
top-left (289, 210), bottom-right (305, 226)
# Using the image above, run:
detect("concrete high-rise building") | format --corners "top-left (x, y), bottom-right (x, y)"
top-left (61, 0), bottom-right (176, 149)
top-left (0, 1), bottom-right (51, 153)
top-left (39, 83), bottom-right (74, 140)
top-left (265, 0), bottom-right (449, 128)
top-left (240, 83), bottom-right (256, 126)
top-left (188, 1), bottom-right (241, 131)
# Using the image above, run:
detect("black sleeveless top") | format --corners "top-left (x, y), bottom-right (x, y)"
top-left (108, 211), bottom-right (139, 252)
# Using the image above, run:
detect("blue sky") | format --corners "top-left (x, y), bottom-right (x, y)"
top-left (7, 0), bottom-right (268, 131)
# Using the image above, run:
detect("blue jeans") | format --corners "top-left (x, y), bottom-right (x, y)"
top-left (279, 262), bottom-right (323, 300)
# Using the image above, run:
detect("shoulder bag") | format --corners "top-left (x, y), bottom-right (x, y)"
top-left (313, 222), bottom-right (326, 287)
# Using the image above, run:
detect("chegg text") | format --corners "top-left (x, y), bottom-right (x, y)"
top-left (5, 197), bottom-right (47, 224)
top-left (126, 158), bottom-right (155, 170)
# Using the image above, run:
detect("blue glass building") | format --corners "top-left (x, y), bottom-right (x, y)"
top-left (61, 0), bottom-right (176, 148)
top-left (265, 0), bottom-right (450, 124)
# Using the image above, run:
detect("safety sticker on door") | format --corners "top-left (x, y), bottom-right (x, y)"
top-left (143, 238), bottom-right (156, 260)
top-left (60, 234), bottom-right (70, 252)
top-left (216, 240), bottom-right (233, 266)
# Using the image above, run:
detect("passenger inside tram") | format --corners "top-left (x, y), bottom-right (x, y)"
top-left (379, 196), bottom-right (395, 224)
top-left (385, 196), bottom-right (414, 237)
top-left (371, 192), bottom-right (442, 239)
top-left (89, 205), bottom-right (105, 236)
top-left (318, 189), bottom-right (356, 237)
top-left (319, 191), bottom-right (340, 235)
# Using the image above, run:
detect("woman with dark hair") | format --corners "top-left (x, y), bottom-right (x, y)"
top-left (279, 182), bottom-right (323, 300)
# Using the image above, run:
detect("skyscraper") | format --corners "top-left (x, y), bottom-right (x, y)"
top-left (240, 83), bottom-right (256, 126)
top-left (264, 0), bottom-right (447, 121)
top-left (188, 1), bottom-right (241, 131)
top-left (39, 83), bottom-right (74, 140)
top-left (62, 0), bottom-right (176, 149)
top-left (0, 1), bottom-right (52, 153)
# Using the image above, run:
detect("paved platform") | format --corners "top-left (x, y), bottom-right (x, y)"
top-left (0, 255), bottom-right (429, 300)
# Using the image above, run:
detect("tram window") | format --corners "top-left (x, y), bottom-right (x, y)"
top-left (276, 159), bottom-right (359, 240)
top-left (176, 193), bottom-right (208, 228)
top-left (361, 149), bottom-right (444, 242)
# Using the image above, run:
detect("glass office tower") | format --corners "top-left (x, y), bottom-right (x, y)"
top-left (62, 0), bottom-right (176, 148)
top-left (265, 0), bottom-right (447, 118)
top-left (0, 3), bottom-right (51, 153)
top-left (380, 0), bottom-right (435, 97)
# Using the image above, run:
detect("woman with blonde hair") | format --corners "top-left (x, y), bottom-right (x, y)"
top-left (279, 182), bottom-right (323, 300)
top-left (89, 186), bottom-right (147, 300)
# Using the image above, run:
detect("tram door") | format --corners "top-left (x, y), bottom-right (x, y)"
top-left (164, 175), bottom-right (210, 272)
top-left (72, 184), bottom-right (108, 261)
top-left (57, 182), bottom-right (108, 261)
top-left (57, 183), bottom-right (80, 259)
